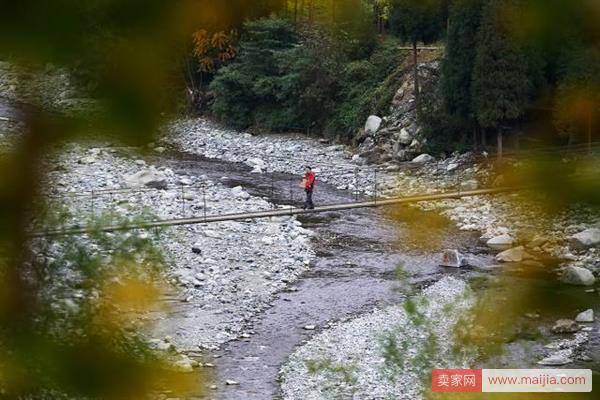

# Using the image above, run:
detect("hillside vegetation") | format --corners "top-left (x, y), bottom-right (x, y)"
top-left (185, 0), bottom-right (599, 155)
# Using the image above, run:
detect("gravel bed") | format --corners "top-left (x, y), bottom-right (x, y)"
top-left (37, 143), bottom-right (315, 350)
top-left (169, 118), bottom-right (600, 272)
top-left (279, 277), bottom-right (474, 400)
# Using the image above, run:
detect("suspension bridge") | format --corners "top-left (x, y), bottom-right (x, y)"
top-left (32, 184), bottom-right (531, 237)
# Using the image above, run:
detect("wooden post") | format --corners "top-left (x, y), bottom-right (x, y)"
top-left (412, 41), bottom-right (420, 112)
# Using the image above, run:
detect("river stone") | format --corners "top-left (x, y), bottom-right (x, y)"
top-left (575, 309), bottom-right (594, 323)
top-left (364, 115), bottom-right (382, 134)
top-left (440, 249), bottom-right (465, 268)
top-left (446, 163), bottom-right (458, 172)
top-left (561, 266), bottom-right (596, 286)
top-left (172, 356), bottom-right (196, 373)
top-left (569, 228), bottom-right (600, 250)
top-left (231, 185), bottom-right (250, 199)
top-left (398, 128), bottom-right (412, 145)
top-left (411, 153), bottom-right (434, 163)
top-left (460, 179), bottom-right (479, 191)
top-left (486, 234), bottom-right (515, 251)
top-left (551, 319), bottom-right (580, 334)
top-left (528, 235), bottom-right (548, 248)
top-left (124, 168), bottom-right (168, 189)
top-left (495, 246), bottom-right (532, 263)
top-left (247, 157), bottom-right (266, 167)
top-left (538, 355), bottom-right (572, 366)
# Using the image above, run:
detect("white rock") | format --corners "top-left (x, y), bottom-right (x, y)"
top-left (124, 168), bottom-right (168, 190)
top-left (495, 246), bottom-right (532, 263)
top-left (398, 128), bottom-right (412, 145)
top-left (561, 266), bottom-right (596, 286)
top-left (411, 153), bottom-right (434, 163)
top-left (172, 356), bottom-right (195, 373)
top-left (247, 157), bottom-right (266, 168)
top-left (575, 309), bottom-right (594, 323)
top-left (538, 355), bottom-right (572, 366)
top-left (364, 115), bottom-right (382, 134)
top-left (486, 234), bottom-right (515, 251)
top-left (78, 156), bottom-right (96, 164)
top-left (446, 163), bottom-right (458, 172)
top-left (569, 228), bottom-right (600, 250)
top-left (231, 185), bottom-right (250, 199)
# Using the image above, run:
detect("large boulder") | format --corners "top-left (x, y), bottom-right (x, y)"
top-left (364, 115), bottom-right (382, 135)
top-left (495, 246), bottom-right (532, 263)
top-left (124, 168), bottom-right (168, 190)
top-left (569, 228), bottom-right (600, 250)
top-left (575, 309), bottom-right (594, 323)
top-left (411, 153), bottom-right (435, 163)
top-left (560, 266), bottom-right (596, 286)
top-left (551, 319), bottom-right (580, 334)
top-left (486, 234), bottom-right (515, 251)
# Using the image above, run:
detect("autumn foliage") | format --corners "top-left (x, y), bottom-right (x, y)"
top-left (192, 29), bottom-right (237, 73)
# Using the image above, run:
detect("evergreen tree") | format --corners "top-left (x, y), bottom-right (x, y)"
top-left (210, 18), bottom-right (298, 128)
top-left (441, 0), bottom-right (484, 145)
top-left (389, 0), bottom-right (445, 110)
top-left (471, 0), bottom-right (530, 159)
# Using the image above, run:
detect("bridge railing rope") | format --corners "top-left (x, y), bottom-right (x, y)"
top-left (33, 145), bottom-right (600, 237)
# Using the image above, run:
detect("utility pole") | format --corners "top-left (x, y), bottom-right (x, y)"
top-left (331, 0), bottom-right (336, 24)
top-left (294, 0), bottom-right (298, 26)
top-left (588, 108), bottom-right (592, 155)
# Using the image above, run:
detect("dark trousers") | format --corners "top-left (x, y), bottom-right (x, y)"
top-left (304, 188), bottom-right (314, 209)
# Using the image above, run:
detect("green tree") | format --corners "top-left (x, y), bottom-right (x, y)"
top-left (389, 0), bottom-right (445, 110)
top-left (210, 18), bottom-right (299, 129)
top-left (471, 0), bottom-right (530, 159)
top-left (441, 0), bottom-right (484, 146)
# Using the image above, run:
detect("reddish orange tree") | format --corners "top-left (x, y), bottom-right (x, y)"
top-left (184, 29), bottom-right (237, 111)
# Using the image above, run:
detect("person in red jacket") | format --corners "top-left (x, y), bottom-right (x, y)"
top-left (301, 165), bottom-right (316, 209)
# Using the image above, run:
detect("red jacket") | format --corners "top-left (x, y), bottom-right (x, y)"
top-left (304, 171), bottom-right (316, 189)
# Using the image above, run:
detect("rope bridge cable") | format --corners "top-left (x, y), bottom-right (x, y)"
top-left (24, 184), bottom-right (552, 238)
top-left (31, 171), bottom-right (600, 238)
